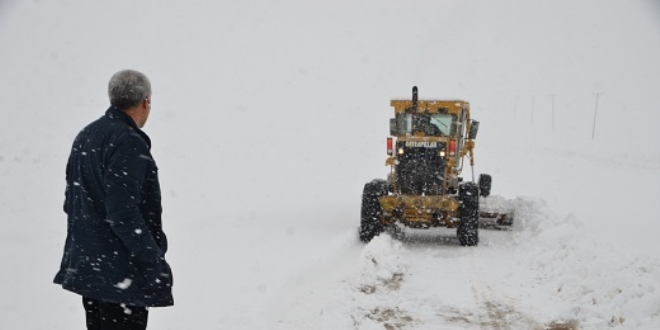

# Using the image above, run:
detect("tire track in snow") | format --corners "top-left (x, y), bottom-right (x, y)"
top-left (469, 249), bottom-right (512, 330)
top-left (466, 242), bottom-right (576, 330)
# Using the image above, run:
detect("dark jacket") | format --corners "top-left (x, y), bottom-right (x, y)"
top-left (54, 106), bottom-right (173, 307)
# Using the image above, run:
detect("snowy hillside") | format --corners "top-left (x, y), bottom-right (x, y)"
top-left (1, 0), bottom-right (659, 329)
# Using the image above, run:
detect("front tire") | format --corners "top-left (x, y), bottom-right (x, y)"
top-left (457, 182), bottom-right (479, 246)
top-left (359, 179), bottom-right (388, 243)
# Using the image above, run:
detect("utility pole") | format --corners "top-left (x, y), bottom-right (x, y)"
top-left (592, 92), bottom-right (602, 140)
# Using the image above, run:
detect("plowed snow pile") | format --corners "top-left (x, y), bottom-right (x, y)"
top-left (268, 197), bottom-right (660, 330)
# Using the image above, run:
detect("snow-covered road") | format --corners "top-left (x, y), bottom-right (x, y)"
top-left (257, 196), bottom-right (659, 330)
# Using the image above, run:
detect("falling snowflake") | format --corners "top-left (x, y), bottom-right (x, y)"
top-left (114, 278), bottom-right (133, 290)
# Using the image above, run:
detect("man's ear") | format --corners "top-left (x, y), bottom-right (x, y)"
top-left (142, 98), bottom-right (150, 108)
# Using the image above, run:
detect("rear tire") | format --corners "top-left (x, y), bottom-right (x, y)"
top-left (457, 182), bottom-right (479, 246)
top-left (359, 179), bottom-right (388, 243)
top-left (478, 174), bottom-right (492, 197)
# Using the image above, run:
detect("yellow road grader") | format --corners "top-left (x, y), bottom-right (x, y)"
top-left (359, 87), bottom-right (512, 246)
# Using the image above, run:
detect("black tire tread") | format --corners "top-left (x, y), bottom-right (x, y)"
top-left (359, 179), bottom-right (388, 242)
top-left (458, 182), bottom-right (479, 246)
top-left (478, 174), bottom-right (492, 197)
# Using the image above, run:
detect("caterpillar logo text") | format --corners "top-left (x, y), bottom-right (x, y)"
top-left (405, 141), bottom-right (438, 148)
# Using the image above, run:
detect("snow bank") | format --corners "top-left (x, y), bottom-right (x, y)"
top-left (316, 196), bottom-right (660, 329)
top-left (315, 235), bottom-right (414, 329)
top-left (508, 197), bottom-right (660, 329)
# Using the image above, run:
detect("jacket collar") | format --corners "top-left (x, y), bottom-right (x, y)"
top-left (105, 106), bottom-right (152, 149)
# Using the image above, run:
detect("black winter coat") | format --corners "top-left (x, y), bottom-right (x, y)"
top-left (54, 106), bottom-right (173, 307)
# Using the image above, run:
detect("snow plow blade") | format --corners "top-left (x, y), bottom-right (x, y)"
top-left (478, 210), bottom-right (514, 229)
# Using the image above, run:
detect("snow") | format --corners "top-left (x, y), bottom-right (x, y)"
top-left (1, 0), bottom-right (659, 329)
top-left (115, 278), bottom-right (133, 290)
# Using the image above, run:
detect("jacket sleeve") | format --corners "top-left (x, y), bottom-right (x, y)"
top-left (104, 134), bottom-right (163, 266)
top-left (64, 156), bottom-right (71, 215)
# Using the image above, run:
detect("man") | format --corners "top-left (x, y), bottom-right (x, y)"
top-left (54, 70), bottom-right (173, 330)
top-left (414, 114), bottom-right (443, 136)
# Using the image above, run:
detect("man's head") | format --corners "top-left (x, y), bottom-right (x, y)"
top-left (108, 70), bottom-right (152, 128)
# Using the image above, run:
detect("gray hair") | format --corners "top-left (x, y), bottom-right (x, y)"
top-left (108, 70), bottom-right (151, 110)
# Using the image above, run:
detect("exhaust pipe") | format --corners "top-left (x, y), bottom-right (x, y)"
top-left (412, 86), bottom-right (418, 113)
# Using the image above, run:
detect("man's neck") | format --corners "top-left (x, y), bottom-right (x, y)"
top-left (123, 107), bottom-right (144, 128)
